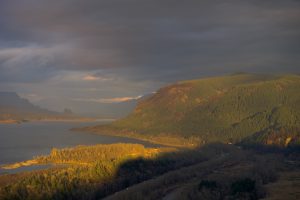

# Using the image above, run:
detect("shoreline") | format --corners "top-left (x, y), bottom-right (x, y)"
top-left (1, 159), bottom-right (39, 170)
top-left (0, 119), bottom-right (20, 124)
top-left (0, 143), bottom-right (177, 172)
top-left (73, 128), bottom-right (197, 149)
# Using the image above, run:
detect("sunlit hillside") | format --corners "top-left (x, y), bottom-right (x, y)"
top-left (82, 74), bottom-right (300, 147)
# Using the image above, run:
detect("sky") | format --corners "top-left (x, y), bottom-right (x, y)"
top-left (0, 0), bottom-right (299, 117)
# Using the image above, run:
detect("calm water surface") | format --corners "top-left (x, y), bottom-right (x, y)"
top-left (0, 121), bottom-right (160, 167)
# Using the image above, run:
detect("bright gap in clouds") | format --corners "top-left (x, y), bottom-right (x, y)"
top-left (72, 95), bottom-right (143, 104)
top-left (83, 75), bottom-right (100, 81)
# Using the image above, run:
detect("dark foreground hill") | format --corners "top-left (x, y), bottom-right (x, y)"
top-left (80, 74), bottom-right (300, 147)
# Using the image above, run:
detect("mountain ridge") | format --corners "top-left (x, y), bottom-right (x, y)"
top-left (0, 92), bottom-right (87, 123)
top-left (79, 73), bottom-right (300, 147)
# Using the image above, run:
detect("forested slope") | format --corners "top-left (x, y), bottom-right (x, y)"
top-left (82, 74), bottom-right (300, 147)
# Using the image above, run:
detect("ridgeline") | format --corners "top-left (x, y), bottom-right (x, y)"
top-left (80, 73), bottom-right (300, 147)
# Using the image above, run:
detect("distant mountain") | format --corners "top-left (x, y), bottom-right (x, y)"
top-left (0, 92), bottom-right (57, 113)
top-left (81, 74), bottom-right (300, 147)
top-left (0, 92), bottom-right (83, 122)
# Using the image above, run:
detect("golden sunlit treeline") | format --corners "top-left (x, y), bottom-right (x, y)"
top-left (37, 143), bottom-right (163, 164)
top-left (0, 143), bottom-right (183, 200)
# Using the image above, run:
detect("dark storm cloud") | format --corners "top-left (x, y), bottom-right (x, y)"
top-left (0, 0), bottom-right (299, 116)
top-left (0, 0), bottom-right (300, 82)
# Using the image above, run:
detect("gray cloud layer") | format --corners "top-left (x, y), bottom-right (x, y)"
top-left (0, 0), bottom-right (299, 116)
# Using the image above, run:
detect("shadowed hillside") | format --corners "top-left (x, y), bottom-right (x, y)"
top-left (78, 74), bottom-right (300, 147)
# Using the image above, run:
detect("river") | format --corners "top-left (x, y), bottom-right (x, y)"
top-left (0, 121), bottom-right (161, 173)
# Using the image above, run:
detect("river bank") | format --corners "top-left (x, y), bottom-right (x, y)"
top-left (72, 126), bottom-right (201, 148)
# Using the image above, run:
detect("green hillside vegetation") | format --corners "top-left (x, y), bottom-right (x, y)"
top-left (80, 74), bottom-right (300, 147)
